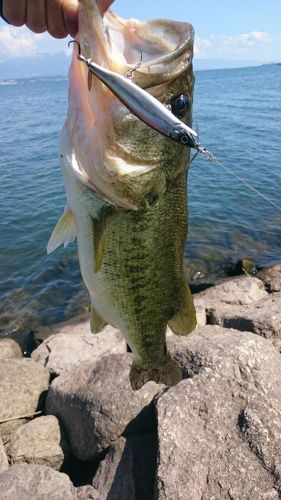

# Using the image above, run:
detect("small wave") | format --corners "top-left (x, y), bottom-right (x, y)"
top-left (0, 79), bottom-right (18, 86)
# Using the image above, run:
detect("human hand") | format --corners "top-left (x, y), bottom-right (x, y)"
top-left (1, 0), bottom-right (114, 38)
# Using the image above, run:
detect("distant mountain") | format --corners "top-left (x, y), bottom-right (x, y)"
top-left (0, 52), bottom-right (276, 80)
top-left (193, 58), bottom-right (264, 71)
top-left (0, 52), bottom-right (70, 79)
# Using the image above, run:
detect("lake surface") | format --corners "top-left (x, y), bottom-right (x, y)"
top-left (0, 65), bottom-right (280, 329)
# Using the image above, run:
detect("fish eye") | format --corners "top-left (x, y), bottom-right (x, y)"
top-left (171, 94), bottom-right (190, 118)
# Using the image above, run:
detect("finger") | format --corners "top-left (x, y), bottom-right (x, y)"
top-left (97, 0), bottom-right (115, 15)
top-left (2, 0), bottom-right (26, 26)
top-left (46, 0), bottom-right (68, 38)
top-left (63, 0), bottom-right (78, 38)
top-left (26, 0), bottom-right (47, 33)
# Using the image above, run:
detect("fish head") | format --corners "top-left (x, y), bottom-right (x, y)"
top-left (64, 0), bottom-right (195, 209)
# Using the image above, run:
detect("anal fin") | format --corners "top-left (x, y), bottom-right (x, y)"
top-left (168, 281), bottom-right (197, 335)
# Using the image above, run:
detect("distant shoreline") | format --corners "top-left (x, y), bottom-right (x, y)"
top-left (0, 64), bottom-right (277, 81)
top-left (0, 54), bottom-right (280, 80)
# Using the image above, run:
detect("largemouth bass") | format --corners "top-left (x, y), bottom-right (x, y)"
top-left (48, 0), bottom-right (197, 390)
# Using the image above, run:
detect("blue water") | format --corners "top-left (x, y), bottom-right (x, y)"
top-left (0, 65), bottom-right (280, 329)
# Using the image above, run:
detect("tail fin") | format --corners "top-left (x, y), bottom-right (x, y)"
top-left (129, 354), bottom-right (182, 391)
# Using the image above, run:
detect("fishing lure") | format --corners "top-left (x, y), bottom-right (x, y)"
top-left (69, 40), bottom-right (281, 213)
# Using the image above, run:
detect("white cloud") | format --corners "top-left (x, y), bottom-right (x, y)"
top-left (194, 36), bottom-right (214, 57)
top-left (194, 30), bottom-right (274, 60)
top-left (0, 25), bottom-right (69, 62)
top-left (223, 31), bottom-right (273, 47)
top-left (0, 26), bottom-right (38, 60)
top-left (0, 24), bottom-right (276, 64)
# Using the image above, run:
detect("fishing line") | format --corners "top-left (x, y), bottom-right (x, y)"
top-left (195, 149), bottom-right (281, 213)
top-left (215, 159), bottom-right (281, 212)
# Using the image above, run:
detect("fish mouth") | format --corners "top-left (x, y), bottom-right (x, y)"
top-left (64, 1), bottom-right (194, 209)
top-left (105, 12), bottom-right (194, 89)
top-left (78, 4), bottom-right (194, 89)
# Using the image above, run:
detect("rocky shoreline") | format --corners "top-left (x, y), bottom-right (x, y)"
top-left (1, 264), bottom-right (281, 499)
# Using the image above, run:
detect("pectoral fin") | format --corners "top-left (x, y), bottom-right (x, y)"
top-left (168, 282), bottom-right (197, 335)
top-left (47, 207), bottom-right (76, 254)
top-left (91, 211), bottom-right (109, 272)
top-left (90, 305), bottom-right (107, 333)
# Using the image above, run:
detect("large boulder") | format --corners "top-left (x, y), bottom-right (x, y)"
top-left (46, 353), bottom-right (162, 460)
top-left (7, 415), bottom-right (67, 470)
top-left (32, 320), bottom-right (126, 375)
top-left (0, 464), bottom-right (77, 500)
top-left (0, 339), bottom-right (22, 361)
top-left (0, 359), bottom-right (50, 441)
top-left (156, 325), bottom-right (281, 499)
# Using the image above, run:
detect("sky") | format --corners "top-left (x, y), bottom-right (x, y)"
top-left (0, 0), bottom-right (280, 63)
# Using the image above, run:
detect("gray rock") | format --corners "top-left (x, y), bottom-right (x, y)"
top-left (156, 325), bottom-right (281, 499)
top-left (76, 485), bottom-right (101, 499)
top-left (0, 339), bottom-right (22, 361)
top-left (7, 415), bottom-right (67, 470)
top-left (46, 353), bottom-right (162, 460)
top-left (207, 292), bottom-right (281, 347)
top-left (92, 437), bottom-right (135, 500)
top-left (0, 435), bottom-right (8, 472)
top-left (257, 264), bottom-right (281, 293)
top-left (197, 275), bottom-right (267, 306)
top-left (0, 359), bottom-right (50, 442)
top-left (32, 319), bottom-right (126, 375)
top-left (0, 464), bottom-right (76, 500)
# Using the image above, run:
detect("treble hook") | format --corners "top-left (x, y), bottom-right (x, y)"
top-left (68, 40), bottom-right (93, 91)
top-left (68, 40), bottom-right (81, 56)
top-left (125, 51), bottom-right (143, 79)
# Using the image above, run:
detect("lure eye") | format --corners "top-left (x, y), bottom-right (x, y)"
top-left (171, 94), bottom-right (190, 118)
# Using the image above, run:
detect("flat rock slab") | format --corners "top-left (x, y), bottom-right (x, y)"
top-left (46, 353), bottom-right (162, 461)
top-left (257, 264), bottom-right (281, 292)
top-left (0, 359), bottom-right (50, 441)
top-left (157, 326), bottom-right (281, 499)
top-left (0, 464), bottom-right (77, 500)
top-left (7, 415), bottom-right (67, 470)
top-left (0, 339), bottom-right (22, 361)
top-left (32, 320), bottom-right (126, 375)
top-left (207, 291), bottom-right (281, 347)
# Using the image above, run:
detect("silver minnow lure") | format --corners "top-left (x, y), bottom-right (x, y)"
top-left (76, 51), bottom-right (199, 149)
